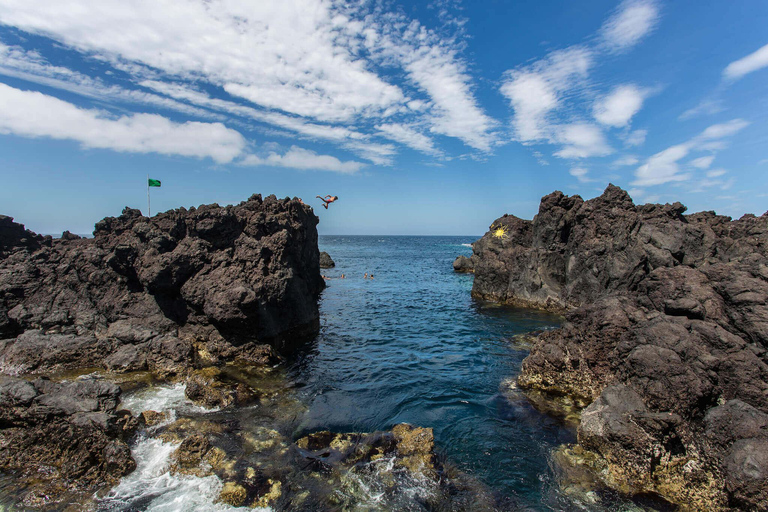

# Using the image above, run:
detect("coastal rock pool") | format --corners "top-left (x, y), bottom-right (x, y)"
top-left (288, 236), bottom-right (572, 509)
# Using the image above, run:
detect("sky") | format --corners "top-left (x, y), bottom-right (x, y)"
top-left (0, 0), bottom-right (766, 236)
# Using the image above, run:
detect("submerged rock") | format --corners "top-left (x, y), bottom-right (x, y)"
top-left (319, 251), bottom-right (335, 268)
top-left (0, 194), bottom-right (324, 377)
top-left (471, 184), bottom-right (768, 509)
top-left (0, 376), bottom-right (137, 508)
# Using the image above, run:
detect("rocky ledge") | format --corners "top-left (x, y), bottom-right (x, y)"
top-left (0, 376), bottom-right (137, 508)
top-left (0, 194), bottom-right (324, 377)
top-left (470, 184), bottom-right (768, 510)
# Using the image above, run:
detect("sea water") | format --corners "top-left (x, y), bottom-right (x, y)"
top-left (287, 236), bottom-right (573, 509)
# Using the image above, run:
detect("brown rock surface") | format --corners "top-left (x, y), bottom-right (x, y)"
top-left (0, 194), bottom-right (324, 377)
top-left (470, 184), bottom-right (768, 509)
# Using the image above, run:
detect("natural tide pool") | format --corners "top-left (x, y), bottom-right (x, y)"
top-left (287, 235), bottom-right (572, 509)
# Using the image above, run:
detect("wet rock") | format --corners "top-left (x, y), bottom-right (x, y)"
top-left (470, 184), bottom-right (768, 508)
top-left (219, 481), bottom-right (247, 507)
top-left (0, 376), bottom-right (136, 507)
top-left (184, 366), bottom-right (258, 408)
top-left (169, 434), bottom-right (212, 476)
top-left (138, 410), bottom-right (168, 426)
top-left (0, 194), bottom-right (324, 376)
top-left (452, 254), bottom-right (475, 273)
top-left (319, 251), bottom-right (335, 268)
top-left (391, 423), bottom-right (437, 477)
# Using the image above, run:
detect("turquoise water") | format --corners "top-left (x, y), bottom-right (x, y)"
top-left (287, 236), bottom-right (573, 509)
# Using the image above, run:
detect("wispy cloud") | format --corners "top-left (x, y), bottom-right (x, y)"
top-left (0, 83), bottom-right (244, 162)
top-left (242, 146), bottom-right (365, 174)
top-left (569, 167), bottom-right (593, 183)
top-left (499, 1), bottom-right (658, 159)
top-left (724, 43), bottom-right (768, 81)
top-left (690, 155), bottom-right (714, 169)
top-left (613, 155), bottom-right (639, 166)
top-left (599, 0), bottom-right (660, 53)
top-left (0, 0), bottom-right (498, 164)
top-left (632, 119), bottom-right (749, 186)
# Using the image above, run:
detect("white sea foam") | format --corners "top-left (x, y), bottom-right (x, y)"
top-left (119, 383), bottom-right (215, 418)
top-left (100, 436), bottom-right (267, 512)
top-left (99, 384), bottom-right (249, 511)
top-left (461, 243), bottom-right (472, 247)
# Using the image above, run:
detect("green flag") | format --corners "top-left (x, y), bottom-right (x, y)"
top-left (148, 178), bottom-right (161, 187)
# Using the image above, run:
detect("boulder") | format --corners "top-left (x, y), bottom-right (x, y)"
top-left (470, 184), bottom-right (768, 509)
top-left (452, 255), bottom-right (475, 273)
top-left (319, 251), bottom-right (335, 268)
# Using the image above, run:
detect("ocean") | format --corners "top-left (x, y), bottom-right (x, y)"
top-left (290, 235), bottom-right (572, 508)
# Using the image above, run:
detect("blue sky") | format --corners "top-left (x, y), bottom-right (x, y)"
top-left (0, 0), bottom-right (766, 235)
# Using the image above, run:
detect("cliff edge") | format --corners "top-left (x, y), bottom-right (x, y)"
top-left (0, 194), bottom-right (324, 377)
top-left (471, 184), bottom-right (768, 510)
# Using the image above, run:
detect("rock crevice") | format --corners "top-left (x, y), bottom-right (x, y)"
top-left (470, 184), bottom-right (768, 509)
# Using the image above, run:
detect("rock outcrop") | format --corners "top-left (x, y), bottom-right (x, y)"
top-left (319, 251), bottom-right (335, 268)
top-left (0, 194), bottom-right (324, 377)
top-left (471, 185), bottom-right (768, 509)
top-left (0, 376), bottom-right (137, 508)
top-left (452, 254), bottom-right (476, 273)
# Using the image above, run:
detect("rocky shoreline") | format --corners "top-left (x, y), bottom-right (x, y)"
top-left (468, 185), bottom-right (768, 510)
top-left (0, 195), bottom-right (487, 511)
top-left (0, 194), bottom-right (331, 507)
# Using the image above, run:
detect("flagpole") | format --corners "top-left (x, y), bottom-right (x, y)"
top-left (147, 173), bottom-right (150, 217)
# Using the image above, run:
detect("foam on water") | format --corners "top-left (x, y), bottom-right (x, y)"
top-left (119, 383), bottom-right (215, 419)
top-left (99, 436), bottom-right (267, 512)
top-left (99, 384), bottom-right (247, 511)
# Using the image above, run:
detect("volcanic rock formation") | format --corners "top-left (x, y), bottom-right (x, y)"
top-left (470, 184), bottom-right (768, 510)
top-left (0, 194), bottom-right (324, 377)
top-left (319, 251), bottom-right (335, 268)
top-left (0, 376), bottom-right (137, 508)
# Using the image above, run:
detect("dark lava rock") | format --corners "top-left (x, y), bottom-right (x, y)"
top-left (471, 184), bottom-right (768, 509)
top-left (0, 194), bottom-right (324, 376)
top-left (319, 251), bottom-right (335, 268)
top-left (452, 254), bottom-right (476, 273)
top-left (0, 376), bottom-right (137, 508)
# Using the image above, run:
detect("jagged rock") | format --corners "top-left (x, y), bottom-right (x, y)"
top-left (319, 251), bottom-right (335, 268)
top-left (0, 194), bottom-right (324, 375)
top-left (184, 366), bottom-right (258, 408)
top-left (0, 376), bottom-right (137, 507)
top-left (138, 410), bottom-right (168, 426)
top-left (471, 184), bottom-right (768, 509)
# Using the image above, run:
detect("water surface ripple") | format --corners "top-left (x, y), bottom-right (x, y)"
top-left (286, 236), bottom-right (573, 509)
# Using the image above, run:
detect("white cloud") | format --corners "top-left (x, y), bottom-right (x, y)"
top-left (593, 84), bottom-right (646, 127)
top-left (724, 43), bottom-right (768, 81)
top-left (679, 98), bottom-right (724, 120)
top-left (375, 123), bottom-right (440, 156)
top-left (0, 83), bottom-right (245, 162)
top-left (697, 119), bottom-right (749, 140)
top-left (690, 155), bottom-right (714, 169)
top-left (0, 42), bottom-right (217, 118)
top-left (600, 0), bottom-right (660, 52)
top-left (554, 123), bottom-right (612, 159)
top-left (632, 143), bottom-right (691, 186)
top-left (613, 155), bottom-right (639, 166)
top-left (500, 47), bottom-right (592, 144)
top-left (569, 167), bottom-right (592, 183)
top-left (706, 168), bottom-right (727, 178)
top-left (632, 118), bottom-right (749, 187)
top-left (241, 146), bottom-right (365, 174)
top-left (624, 129), bottom-right (647, 147)
top-left (0, 0), bottom-right (498, 157)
